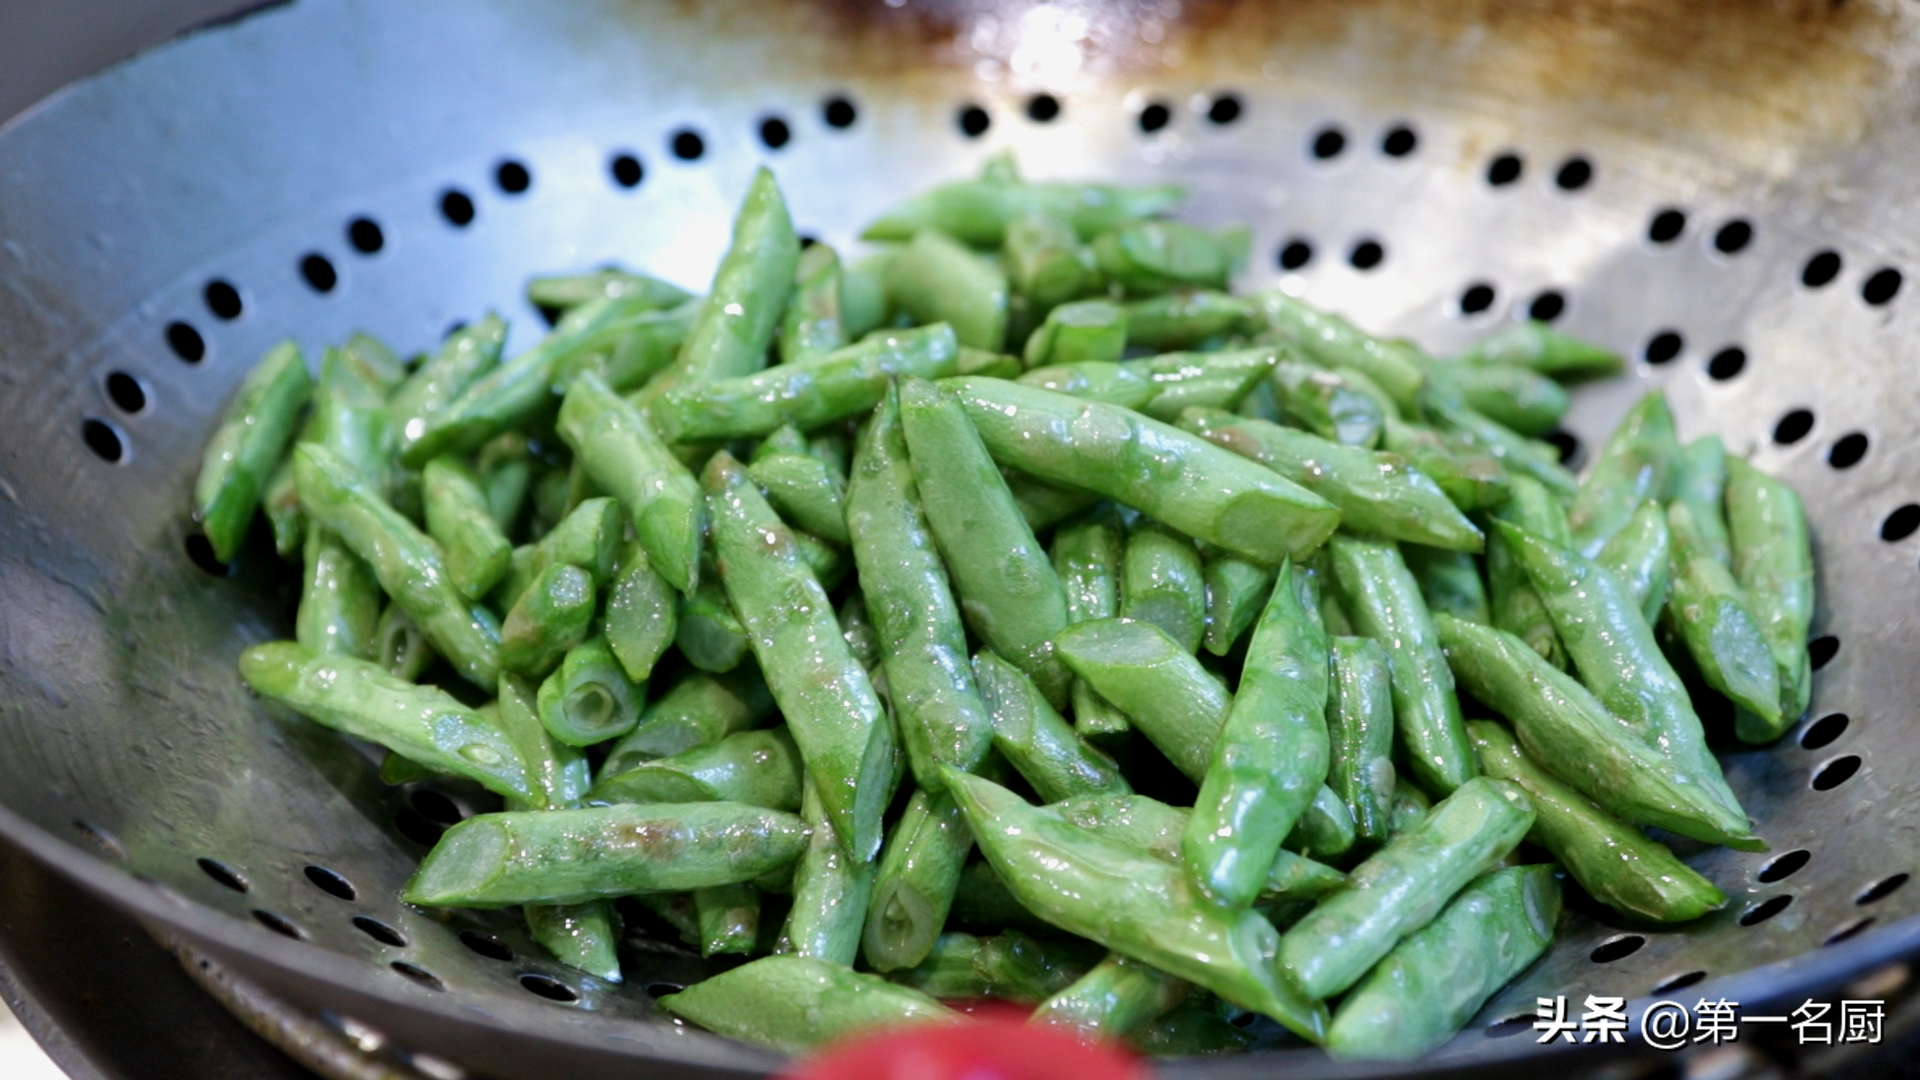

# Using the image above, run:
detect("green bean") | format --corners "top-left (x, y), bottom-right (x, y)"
top-left (1200, 555), bottom-right (1275, 658)
top-left (1006, 471), bottom-right (1103, 535)
top-left (1032, 954), bottom-right (1188, 1040)
top-left (863, 788), bottom-right (974, 971)
top-left (294, 444), bottom-right (501, 687)
top-left (373, 603), bottom-right (435, 681)
top-left (1252, 292), bottom-right (1426, 412)
top-left (774, 243), bottom-right (848, 364)
top-left (405, 801), bottom-right (808, 907)
top-left (1380, 419), bottom-right (1511, 513)
top-left (886, 932), bottom-right (992, 999)
top-left (527, 268), bottom-right (694, 313)
top-left (1672, 435), bottom-right (1733, 568)
top-left (1668, 501), bottom-right (1783, 736)
top-left (706, 450), bottom-right (898, 861)
top-left (1495, 520), bottom-right (1754, 838)
top-left (556, 298), bottom-right (703, 394)
top-left (1119, 522), bottom-right (1207, 654)
top-left (1597, 499), bottom-right (1672, 624)
top-left (1123, 348), bottom-right (1276, 421)
top-left (421, 457), bottom-right (512, 601)
top-left (1327, 534), bottom-right (1476, 795)
top-left (863, 178), bottom-right (1186, 247)
top-left (781, 781), bottom-right (878, 966)
top-left (689, 883), bottom-right (761, 957)
top-left (970, 931), bottom-right (1100, 1003)
top-left (945, 377), bottom-right (1342, 563)
top-left (1129, 1002), bottom-right (1256, 1056)
top-left (603, 665), bottom-right (775, 774)
top-left (973, 651), bottom-right (1129, 801)
top-left (747, 451), bottom-right (849, 545)
top-left (887, 230), bottom-right (1008, 351)
top-left (339, 332), bottom-right (409, 396)
top-left (1185, 561), bottom-right (1330, 906)
top-left (948, 860), bottom-right (1054, 937)
top-left (1002, 214), bottom-right (1099, 313)
top-left (1325, 865), bottom-right (1560, 1061)
top-left (835, 590), bottom-right (882, 673)
top-left (498, 562), bottom-right (595, 678)
top-left (1277, 777), bottom-right (1532, 999)
top-left (1271, 360), bottom-right (1386, 448)
top-left (307, 345), bottom-right (393, 490)
top-left (263, 462), bottom-right (306, 559)
top-left (600, 540), bottom-right (675, 683)
top-left (1055, 618), bottom-right (1230, 782)
top-left (1023, 300), bottom-right (1127, 368)
top-left (1327, 636), bottom-right (1397, 843)
top-left (1045, 506), bottom-right (1131, 738)
top-left (1487, 473), bottom-right (1571, 669)
top-left (1469, 720), bottom-right (1725, 923)
top-left (659, 954), bottom-right (958, 1054)
top-left (675, 575), bottom-right (749, 673)
top-left (495, 496), bottom-right (622, 610)
top-left (1436, 613), bottom-right (1761, 848)
top-left (898, 377), bottom-right (1075, 707)
top-left (522, 903), bottom-right (623, 982)
top-left (1056, 794), bottom-right (1345, 903)
top-left (1567, 391), bottom-right (1682, 555)
top-left (1286, 785), bottom-right (1358, 861)
top-left (240, 641), bottom-right (530, 800)
top-left (388, 316), bottom-right (506, 463)
top-left (1093, 221), bottom-right (1247, 296)
top-left (194, 342), bottom-right (314, 562)
top-left (592, 728), bottom-right (801, 810)
top-left (537, 636), bottom-right (640, 746)
top-left (1429, 363), bottom-right (1570, 437)
top-left (1727, 456), bottom-right (1815, 729)
top-left (945, 769), bottom-right (1327, 1042)
top-left (1422, 390), bottom-right (1578, 497)
top-left (1017, 360), bottom-right (1154, 411)
top-left (1388, 785), bottom-right (1431, 835)
top-left (1122, 290), bottom-right (1258, 351)
top-left (1456, 320), bottom-right (1624, 381)
top-left (556, 372), bottom-right (704, 592)
top-left (295, 527), bottom-right (381, 661)
top-left (1402, 544), bottom-right (1490, 624)
top-left (653, 324), bottom-right (964, 444)
top-left (1180, 408), bottom-right (1483, 552)
top-left (845, 387), bottom-right (995, 788)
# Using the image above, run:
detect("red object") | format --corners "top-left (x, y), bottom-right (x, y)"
top-left (779, 1010), bottom-right (1153, 1080)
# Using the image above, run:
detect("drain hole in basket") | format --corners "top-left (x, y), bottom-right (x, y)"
top-left (439, 189), bottom-right (475, 227)
top-left (1802, 713), bottom-right (1849, 750)
top-left (353, 916), bottom-right (407, 947)
top-left (81, 419), bottom-right (124, 463)
top-left (670, 130), bottom-right (705, 161)
top-left (1883, 506), bottom-right (1920, 541)
top-left (1544, 430), bottom-right (1581, 467)
top-left (347, 218), bottom-right (384, 255)
top-left (460, 931), bottom-right (513, 961)
top-left (253, 910), bottom-right (304, 940)
top-left (1858, 874), bottom-right (1908, 905)
top-left (1827, 918), bottom-right (1876, 946)
top-left (1311, 126), bottom-right (1346, 160)
top-left (1828, 432), bottom-right (1869, 469)
top-left (1485, 152), bottom-right (1522, 186)
top-left (1863, 268), bottom-right (1903, 307)
top-left (1026, 94), bottom-right (1061, 123)
top-left (1589, 934), bottom-right (1644, 963)
top-left (1206, 93), bottom-right (1242, 125)
top-left (392, 962), bottom-right (444, 991)
top-left (1809, 636), bottom-right (1840, 670)
top-left (303, 865), bottom-right (356, 901)
top-left (1348, 239), bottom-right (1384, 271)
top-left (1529, 290), bottom-right (1566, 323)
top-left (609, 153), bottom-right (645, 188)
top-left (106, 372), bottom-right (147, 414)
top-left (394, 807), bottom-right (445, 847)
top-left (1644, 330), bottom-right (1682, 365)
top-left (1648, 208), bottom-right (1686, 244)
top-left (300, 254), bottom-right (337, 294)
top-left (1554, 156), bottom-right (1593, 191)
top-left (645, 981), bottom-right (684, 998)
top-left (184, 534), bottom-right (230, 577)
top-left (1652, 970), bottom-right (1708, 995)
top-left (1803, 250), bottom-right (1842, 288)
top-left (1380, 124), bottom-right (1416, 157)
top-left (1137, 102), bottom-right (1170, 133)
top-left (410, 789), bottom-right (466, 825)
top-left (166, 321), bottom-right (206, 364)
top-left (1458, 283), bottom-right (1496, 315)
top-left (1739, 895), bottom-right (1793, 926)
top-left (958, 104), bottom-right (991, 137)
top-left (758, 117), bottom-right (790, 151)
top-left (1277, 239), bottom-right (1313, 271)
top-left (204, 280), bottom-right (243, 320)
top-left (1773, 408), bottom-right (1814, 445)
top-left (495, 160), bottom-right (531, 194)
top-left (823, 96), bottom-right (857, 129)
top-left (520, 974), bottom-right (579, 1003)
top-left (1484, 1012), bottom-right (1534, 1039)
top-left (1713, 219), bottom-right (1754, 255)
top-left (1757, 849), bottom-right (1810, 884)
top-left (198, 858), bottom-right (248, 892)
top-left (1812, 755), bottom-right (1861, 791)
top-left (1706, 346), bottom-right (1746, 381)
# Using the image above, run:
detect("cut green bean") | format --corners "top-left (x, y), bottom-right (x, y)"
top-left (969, 931), bottom-right (1100, 1003)
top-left (1672, 435), bottom-right (1732, 567)
top-left (779, 243), bottom-right (849, 364)
top-left (1093, 221), bottom-right (1246, 296)
top-left (1056, 794), bottom-right (1345, 903)
top-left (592, 728), bottom-right (802, 810)
top-left (296, 527), bottom-right (381, 661)
top-left (495, 496), bottom-right (623, 610)
top-left (1380, 419), bottom-right (1511, 513)
top-left (528, 268), bottom-right (694, 313)
top-left (1328, 636), bottom-right (1397, 843)
top-left (1456, 321), bottom-right (1624, 381)
top-left (1567, 391), bottom-right (1682, 556)
top-left (1668, 501), bottom-right (1782, 734)
top-left (1123, 290), bottom-right (1258, 351)
top-left (887, 230), bottom-right (1008, 351)
top-left (973, 651), bottom-right (1129, 802)
top-left (1402, 544), bottom-right (1490, 624)
top-left (863, 178), bottom-right (1186, 247)
top-left (1032, 954), bottom-right (1188, 1041)
top-left (1129, 1002), bottom-right (1256, 1056)
top-left (1286, 785), bottom-right (1358, 861)
top-left (1727, 456), bottom-right (1815, 733)
top-left (780, 781), bottom-right (878, 966)
top-left (1055, 618), bottom-right (1230, 782)
top-left (373, 604), bottom-right (435, 681)
top-left (603, 666), bottom-right (776, 774)
top-left (675, 575), bottom-right (749, 674)
top-left (864, 789), bottom-right (974, 972)
top-left (1023, 300), bottom-right (1127, 368)
top-left (659, 955), bottom-right (958, 1055)
top-left (339, 332), bottom-right (408, 396)
top-left (498, 562), bottom-right (595, 678)
top-left (693, 883), bottom-right (761, 957)
top-left (1017, 360), bottom-right (1154, 411)
top-left (263, 461), bottom-right (306, 559)
top-left (1202, 554), bottom-right (1277, 658)
top-left (538, 635), bottom-right (640, 746)
top-left (1003, 214), bottom-right (1099, 313)
top-left (1429, 363), bottom-right (1570, 437)
top-left (389, 316), bottom-right (508, 462)
top-left (601, 540), bottom-right (676, 683)
top-left (1120, 521), bottom-right (1208, 655)
top-left (1488, 473), bottom-right (1570, 669)
top-left (1422, 390), bottom-right (1578, 498)
top-left (1271, 360), bottom-right (1387, 449)
top-left (1597, 499), bottom-right (1672, 624)
top-left (557, 372), bottom-right (705, 592)
top-left (748, 451), bottom-right (849, 545)
top-left (195, 342), bottom-right (314, 562)
top-left (1253, 292), bottom-right (1425, 412)
top-left (422, 457), bottom-right (513, 601)
top-left (1122, 347), bottom-right (1276, 421)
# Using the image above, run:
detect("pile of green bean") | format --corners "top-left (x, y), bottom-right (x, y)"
top-left (195, 154), bottom-right (1813, 1063)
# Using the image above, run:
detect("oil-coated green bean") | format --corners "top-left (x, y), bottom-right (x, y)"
top-left (195, 342), bottom-right (314, 562)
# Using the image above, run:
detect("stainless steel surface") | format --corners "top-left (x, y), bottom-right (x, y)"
top-left (1, 0), bottom-right (1918, 1075)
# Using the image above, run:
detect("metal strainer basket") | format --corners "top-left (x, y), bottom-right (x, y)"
top-left (3, 1), bottom-right (1919, 1076)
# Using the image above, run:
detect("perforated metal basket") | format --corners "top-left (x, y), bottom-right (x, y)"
top-left (4, 1), bottom-right (1920, 1076)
